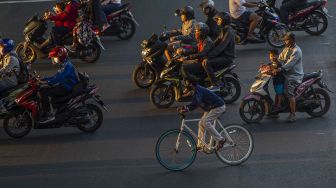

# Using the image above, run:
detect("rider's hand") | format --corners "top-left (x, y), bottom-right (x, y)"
top-left (170, 36), bottom-right (177, 42)
top-left (177, 106), bottom-right (188, 114)
top-left (176, 48), bottom-right (185, 55)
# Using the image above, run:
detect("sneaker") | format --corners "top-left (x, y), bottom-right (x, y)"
top-left (216, 138), bottom-right (226, 151)
top-left (40, 113), bottom-right (55, 124)
top-left (286, 114), bottom-right (296, 123)
top-left (208, 85), bottom-right (220, 92)
top-left (196, 145), bottom-right (204, 152)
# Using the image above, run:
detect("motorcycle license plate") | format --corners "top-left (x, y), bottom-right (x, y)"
top-left (322, 7), bottom-right (328, 14)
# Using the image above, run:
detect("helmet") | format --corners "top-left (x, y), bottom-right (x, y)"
top-left (213, 12), bottom-right (231, 25)
top-left (48, 46), bottom-right (68, 63)
top-left (175, 6), bottom-right (195, 20)
top-left (0, 38), bottom-right (14, 54)
top-left (199, 0), bottom-right (215, 9)
top-left (195, 22), bottom-right (210, 38)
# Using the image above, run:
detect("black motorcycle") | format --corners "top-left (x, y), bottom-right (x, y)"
top-left (132, 33), bottom-right (168, 88)
top-left (232, 0), bottom-right (288, 48)
top-left (150, 62), bottom-right (241, 108)
top-left (267, 0), bottom-right (330, 36)
top-left (16, 14), bottom-right (104, 64)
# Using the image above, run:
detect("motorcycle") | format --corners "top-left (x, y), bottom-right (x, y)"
top-left (80, 1), bottom-right (139, 40)
top-left (239, 65), bottom-right (331, 124)
top-left (3, 71), bottom-right (108, 139)
top-left (232, 0), bottom-right (288, 48)
top-left (132, 33), bottom-right (168, 88)
top-left (267, 0), bottom-right (330, 36)
top-left (150, 61), bottom-right (241, 108)
top-left (16, 13), bottom-right (104, 64)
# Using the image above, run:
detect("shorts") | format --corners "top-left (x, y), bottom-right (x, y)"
top-left (285, 80), bottom-right (299, 97)
top-left (236, 11), bottom-right (252, 26)
top-left (274, 84), bottom-right (285, 95)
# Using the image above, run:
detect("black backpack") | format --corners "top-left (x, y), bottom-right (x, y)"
top-left (9, 52), bottom-right (29, 84)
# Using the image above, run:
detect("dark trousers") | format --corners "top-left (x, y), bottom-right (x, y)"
top-left (182, 60), bottom-right (204, 76)
top-left (280, 0), bottom-right (307, 24)
top-left (51, 26), bottom-right (70, 45)
top-left (39, 85), bottom-right (71, 114)
top-left (202, 57), bottom-right (233, 85)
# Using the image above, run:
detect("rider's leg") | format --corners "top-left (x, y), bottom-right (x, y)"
top-left (285, 79), bottom-right (299, 122)
top-left (51, 26), bottom-right (70, 46)
top-left (279, 0), bottom-right (297, 24)
top-left (197, 112), bottom-right (208, 148)
top-left (248, 12), bottom-right (262, 39)
top-left (203, 105), bottom-right (226, 143)
top-left (202, 59), bottom-right (218, 87)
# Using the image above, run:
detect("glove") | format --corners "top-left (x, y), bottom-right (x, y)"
top-left (177, 106), bottom-right (189, 113)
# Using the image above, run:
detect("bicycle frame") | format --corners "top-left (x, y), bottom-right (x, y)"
top-left (176, 117), bottom-right (234, 151)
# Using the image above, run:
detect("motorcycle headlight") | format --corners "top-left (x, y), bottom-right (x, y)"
top-left (141, 48), bottom-right (150, 57)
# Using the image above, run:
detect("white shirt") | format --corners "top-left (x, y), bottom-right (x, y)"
top-left (229, 0), bottom-right (247, 19)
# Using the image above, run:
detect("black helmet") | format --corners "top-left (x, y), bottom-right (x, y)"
top-left (213, 12), bottom-right (231, 25)
top-left (195, 22), bottom-right (210, 37)
top-left (199, 0), bottom-right (215, 9)
top-left (175, 6), bottom-right (195, 20)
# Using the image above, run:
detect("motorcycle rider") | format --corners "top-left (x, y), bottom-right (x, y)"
top-left (276, 32), bottom-right (304, 122)
top-left (177, 73), bottom-right (226, 151)
top-left (0, 39), bottom-right (20, 92)
top-left (199, 0), bottom-right (219, 40)
top-left (181, 22), bottom-right (214, 80)
top-left (165, 6), bottom-right (197, 62)
top-left (41, 0), bottom-right (79, 49)
top-left (280, 0), bottom-right (307, 25)
top-left (229, 0), bottom-right (262, 42)
top-left (39, 47), bottom-right (79, 123)
top-left (202, 12), bottom-right (236, 90)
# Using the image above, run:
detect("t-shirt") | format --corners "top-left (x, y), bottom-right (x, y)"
top-left (229, 0), bottom-right (247, 19)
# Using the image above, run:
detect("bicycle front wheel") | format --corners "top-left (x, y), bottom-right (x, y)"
top-left (216, 124), bottom-right (254, 166)
top-left (155, 129), bottom-right (197, 171)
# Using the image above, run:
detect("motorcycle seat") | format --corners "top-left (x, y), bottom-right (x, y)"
top-left (292, 2), bottom-right (319, 13)
top-left (302, 71), bottom-right (321, 82)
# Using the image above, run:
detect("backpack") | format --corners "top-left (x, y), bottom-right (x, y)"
top-left (9, 52), bottom-right (29, 84)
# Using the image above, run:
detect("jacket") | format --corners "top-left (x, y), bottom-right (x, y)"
top-left (187, 37), bottom-right (214, 60)
top-left (0, 52), bottom-right (20, 86)
top-left (171, 19), bottom-right (197, 44)
top-left (42, 60), bottom-right (79, 91)
top-left (186, 85), bottom-right (225, 111)
top-left (205, 9), bottom-right (219, 40)
top-left (208, 25), bottom-right (236, 60)
top-left (50, 1), bottom-right (79, 30)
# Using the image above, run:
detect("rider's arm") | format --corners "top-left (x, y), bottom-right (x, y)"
top-left (242, 1), bottom-right (259, 8)
top-left (188, 40), bottom-right (214, 60)
top-left (43, 63), bottom-right (74, 85)
top-left (281, 49), bottom-right (300, 72)
top-left (210, 29), bottom-right (234, 57)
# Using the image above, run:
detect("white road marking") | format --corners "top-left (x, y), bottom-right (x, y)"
top-left (0, 0), bottom-right (54, 4)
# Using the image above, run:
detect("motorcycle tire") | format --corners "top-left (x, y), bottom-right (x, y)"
top-left (150, 83), bottom-right (175, 109)
top-left (132, 64), bottom-right (156, 89)
top-left (239, 98), bottom-right (265, 124)
top-left (15, 43), bottom-right (37, 63)
top-left (77, 104), bottom-right (103, 133)
top-left (3, 111), bottom-right (32, 139)
top-left (221, 77), bottom-right (241, 104)
top-left (80, 41), bottom-right (101, 63)
top-left (303, 11), bottom-right (328, 36)
top-left (305, 88), bottom-right (330, 117)
top-left (117, 17), bottom-right (136, 40)
top-left (266, 25), bottom-right (287, 48)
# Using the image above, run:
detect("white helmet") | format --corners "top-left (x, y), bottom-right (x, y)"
top-left (199, 0), bottom-right (215, 9)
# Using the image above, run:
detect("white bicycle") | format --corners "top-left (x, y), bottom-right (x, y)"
top-left (155, 113), bottom-right (254, 171)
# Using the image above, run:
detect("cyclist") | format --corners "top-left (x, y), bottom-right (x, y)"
top-left (177, 72), bottom-right (226, 151)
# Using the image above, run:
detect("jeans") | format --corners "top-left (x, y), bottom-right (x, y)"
top-left (39, 85), bottom-right (71, 114)
top-left (51, 26), bottom-right (70, 45)
top-left (102, 3), bottom-right (121, 15)
top-left (197, 105), bottom-right (226, 147)
top-left (202, 57), bottom-right (233, 86)
top-left (280, 0), bottom-right (307, 24)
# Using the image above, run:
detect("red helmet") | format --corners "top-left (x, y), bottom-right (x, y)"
top-left (48, 46), bottom-right (68, 63)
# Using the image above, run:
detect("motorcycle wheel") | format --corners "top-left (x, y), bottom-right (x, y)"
top-left (117, 17), bottom-right (136, 40)
top-left (305, 88), bottom-right (330, 117)
top-left (77, 104), bottom-right (103, 133)
top-left (220, 77), bottom-right (241, 104)
top-left (150, 83), bottom-right (175, 108)
top-left (15, 43), bottom-right (36, 63)
top-left (3, 111), bottom-right (32, 139)
top-left (266, 25), bottom-right (287, 48)
top-left (303, 11), bottom-right (328, 36)
top-left (80, 42), bottom-right (101, 63)
top-left (239, 98), bottom-right (265, 124)
top-left (132, 64), bottom-right (156, 88)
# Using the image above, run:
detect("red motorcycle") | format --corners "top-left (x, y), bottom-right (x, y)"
top-left (3, 71), bottom-right (108, 138)
top-left (268, 0), bottom-right (331, 35)
top-left (239, 65), bottom-right (332, 124)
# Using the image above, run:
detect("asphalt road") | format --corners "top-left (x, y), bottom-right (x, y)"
top-left (0, 0), bottom-right (336, 187)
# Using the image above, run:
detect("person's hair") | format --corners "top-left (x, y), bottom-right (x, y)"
top-left (55, 2), bottom-right (65, 11)
top-left (269, 49), bottom-right (278, 56)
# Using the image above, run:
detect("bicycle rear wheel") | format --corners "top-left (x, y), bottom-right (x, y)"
top-left (216, 124), bottom-right (253, 166)
top-left (155, 129), bottom-right (197, 171)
